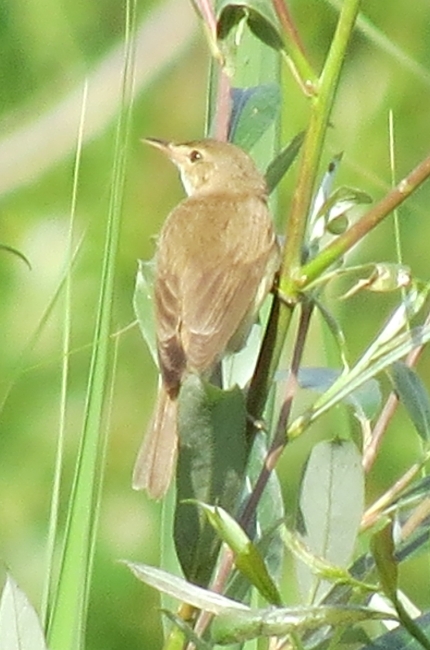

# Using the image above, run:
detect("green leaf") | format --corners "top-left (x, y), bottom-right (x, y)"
top-left (390, 361), bottom-right (430, 442)
top-left (174, 376), bottom-right (248, 586)
top-left (217, 1), bottom-right (284, 51)
top-left (298, 367), bottom-right (381, 421)
top-left (124, 562), bottom-right (248, 614)
top-left (281, 525), bottom-right (375, 593)
top-left (196, 503), bottom-right (283, 605)
top-left (264, 131), bottom-right (305, 194)
top-left (371, 524), bottom-right (430, 650)
top-left (297, 440), bottom-right (364, 603)
top-left (371, 523), bottom-right (398, 602)
top-left (289, 288), bottom-right (430, 440)
top-left (211, 604), bottom-right (397, 645)
top-left (0, 575), bottom-right (48, 650)
top-left (229, 84), bottom-right (281, 152)
top-left (133, 258), bottom-right (157, 365)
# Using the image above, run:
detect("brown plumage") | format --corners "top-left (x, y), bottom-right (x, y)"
top-left (133, 139), bottom-right (280, 498)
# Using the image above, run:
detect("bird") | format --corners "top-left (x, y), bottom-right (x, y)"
top-left (133, 138), bottom-right (280, 499)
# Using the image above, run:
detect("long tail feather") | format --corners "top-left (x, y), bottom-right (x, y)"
top-left (132, 386), bottom-right (177, 499)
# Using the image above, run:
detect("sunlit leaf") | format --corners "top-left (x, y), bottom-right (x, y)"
top-left (133, 258), bottom-right (157, 364)
top-left (0, 575), bottom-right (47, 650)
top-left (229, 83), bottom-right (281, 152)
top-left (342, 264), bottom-right (412, 299)
top-left (297, 440), bottom-right (364, 603)
top-left (390, 361), bottom-right (430, 442)
top-left (174, 376), bottom-right (247, 586)
top-left (124, 562), bottom-right (248, 613)
top-left (196, 502), bottom-right (282, 605)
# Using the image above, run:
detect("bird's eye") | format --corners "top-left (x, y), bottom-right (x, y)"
top-left (189, 149), bottom-right (202, 163)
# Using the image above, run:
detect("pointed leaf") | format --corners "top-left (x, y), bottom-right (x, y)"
top-left (265, 131), bottom-right (305, 194)
top-left (371, 524), bottom-right (398, 602)
top-left (196, 503), bottom-right (282, 605)
top-left (174, 376), bottom-right (247, 586)
top-left (124, 562), bottom-right (248, 613)
top-left (229, 84), bottom-right (281, 152)
top-left (0, 575), bottom-right (48, 650)
top-left (390, 361), bottom-right (430, 442)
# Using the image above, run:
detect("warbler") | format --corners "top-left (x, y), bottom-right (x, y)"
top-left (133, 138), bottom-right (280, 498)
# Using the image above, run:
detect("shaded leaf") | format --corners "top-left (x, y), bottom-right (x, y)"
top-left (211, 604), bottom-right (396, 645)
top-left (196, 503), bottom-right (282, 605)
top-left (124, 562), bottom-right (248, 613)
top-left (297, 440), bottom-right (364, 603)
top-left (265, 131), bottom-right (305, 194)
top-left (174, 376), bottom-right (247, 586)
top-left (133, 258), bottom-right (157, 364)
top-left (298, 367), bottom-right (382, 420)
top-left (229, 84), bottom-right (281, 152)
top-left (371, 524), bottom-right (398, 602)
top-left (217, 1), bottom-right (284, 51)
top-left (371, 524), bottom-right (430, 650)
top-left (390, 361), bottom-right (430, 442)
top-left (0, 575), bottom-right (47, 650)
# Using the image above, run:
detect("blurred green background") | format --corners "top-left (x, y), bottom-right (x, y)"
top-left (1, 0), bottom-right (430, 647)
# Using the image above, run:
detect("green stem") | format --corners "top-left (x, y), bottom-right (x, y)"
top-left (271, 0), bottom-right (317, 94)
top-left (280, 0), bottom-right (362, 300)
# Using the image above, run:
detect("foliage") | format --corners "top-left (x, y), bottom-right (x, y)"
top-left (1, 1), bottom-right (430, 650)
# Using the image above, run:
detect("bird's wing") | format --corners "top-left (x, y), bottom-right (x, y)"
top-left (180, 195), bottom-right (278, 372)
top-left (154, 193), bottom-right (278, 378)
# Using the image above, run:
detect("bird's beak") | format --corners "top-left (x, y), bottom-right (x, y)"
top-left (141, 137), bottom-right (171, 152)
top-left (141, 138), bottom-right (185, 166)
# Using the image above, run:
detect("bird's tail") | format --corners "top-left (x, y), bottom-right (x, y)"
top-left (132, 385), bottom-right (178, 499)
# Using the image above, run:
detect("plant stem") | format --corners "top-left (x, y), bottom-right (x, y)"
top-left (301, 153), bottom-right (430, 288)
top-left (280, 0), bottom-right (362, 298)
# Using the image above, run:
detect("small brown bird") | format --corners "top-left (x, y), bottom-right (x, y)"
top-left (133, 138), bottom-right (280, 498)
